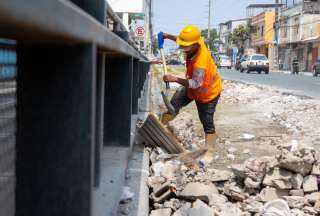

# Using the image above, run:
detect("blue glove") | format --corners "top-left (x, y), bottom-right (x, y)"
top-left (158, 32), bottom-right (164, 49)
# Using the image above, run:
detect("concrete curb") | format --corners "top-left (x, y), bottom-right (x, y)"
top-left (271, 70), bottom-right (313, 76)
top-left (123, 144), bottom-right (150, 216)
top-left (117, 72), bottom-right (152, 216)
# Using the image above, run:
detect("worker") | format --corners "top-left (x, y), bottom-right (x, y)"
top-left (159, 25), bottom-right (222, 164)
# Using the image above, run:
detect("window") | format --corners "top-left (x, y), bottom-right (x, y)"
top-left (283, 20), bottom-right (288, 38)
top-left (293, 17), bottom-right (299, 35)
top-left (220, 55), bottom-right (231, 60)
top-left (251, 55), bottom-right (268, 60)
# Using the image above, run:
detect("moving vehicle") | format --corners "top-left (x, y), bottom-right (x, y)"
top-left (217, 55), bottom-right (232, 69)
top-left (240, 54), bottom-right (269, 74)
top-left (235, 55), bottom-right (248, 71)
top-left (312, 60), bottom-right (320, 77)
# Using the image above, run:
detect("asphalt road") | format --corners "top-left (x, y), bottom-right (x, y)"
top-left (219, 68), bottom-right (320, 99)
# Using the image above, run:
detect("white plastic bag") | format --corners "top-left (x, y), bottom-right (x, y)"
top-left (261, 199), bottom-right (292, 216)
top-left (120, 186), bottom-right (134, 203)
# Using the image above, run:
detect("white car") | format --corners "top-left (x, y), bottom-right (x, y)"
top-left (217, 55), bottom-right (232, 69)
top-left (240, 54), bottom-right (269, 74)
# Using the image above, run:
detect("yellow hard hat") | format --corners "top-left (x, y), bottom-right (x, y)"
top-left (176, 25), bottom-right (201, 47)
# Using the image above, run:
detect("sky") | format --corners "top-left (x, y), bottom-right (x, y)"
top-left (153, 0), bottom-right (275, 51)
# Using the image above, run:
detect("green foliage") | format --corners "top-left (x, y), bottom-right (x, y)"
top-left (201, 28), bottom-right (218, 52)
top-left (228, 25), bottom-right (250, 54)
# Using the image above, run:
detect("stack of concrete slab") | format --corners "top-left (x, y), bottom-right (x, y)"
top-left (138, 113), bottom-right (185, 154)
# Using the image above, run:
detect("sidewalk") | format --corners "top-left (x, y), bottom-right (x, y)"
top-left (271, 70), bottom-right (313, 76)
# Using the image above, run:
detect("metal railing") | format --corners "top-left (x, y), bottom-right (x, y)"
top-left (0, 1), bottom-right (150, 215)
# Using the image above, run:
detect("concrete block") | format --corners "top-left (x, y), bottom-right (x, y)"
top-left (303, 175), bottom-right (318, 193)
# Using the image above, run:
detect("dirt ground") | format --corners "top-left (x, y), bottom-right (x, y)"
top-left (151, 65), bottom-right (298, 169)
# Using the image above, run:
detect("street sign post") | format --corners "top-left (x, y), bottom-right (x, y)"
top-left (135, 26), bottom-right (145, 40)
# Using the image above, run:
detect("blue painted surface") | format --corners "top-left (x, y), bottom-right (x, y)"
top-left (0, 39), bottom-right (17, 79)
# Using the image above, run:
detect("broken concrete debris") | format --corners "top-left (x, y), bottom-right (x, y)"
top-left (258, 187), bottom-right (289, 202)
top-left (147, 143), bottom-right (320, 215)
top-left (167, 112), bottom-right (198, 151)
top-left (150, 208), bottom-right (172, 216)
top-left (303, 175), bottom-right (318, 193)
top-left (277, 147), bottom-right (314, 176)
top-left (143, 79), bottom-right (320, 215)
top-left (179, 182), bottom-right (218, 203)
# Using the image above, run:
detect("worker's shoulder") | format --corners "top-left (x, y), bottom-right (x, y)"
top-left (194, 49), bottom-right (212, 68)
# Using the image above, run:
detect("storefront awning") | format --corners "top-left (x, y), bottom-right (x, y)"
top-left (301, 36), bottom-right (320, 43)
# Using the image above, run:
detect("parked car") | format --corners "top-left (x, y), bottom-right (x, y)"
top-left (235, 55), bottom-right (248, 71)
top-left (312, 59), bottom-right (320, 77)
top-left (212, 53), bottom-right (219, 64)
top-left (240, 54), bottom-right (269, 74)
top-left (150, 57), bottom-right (162, 64)
top-left (167, 59), bottom-right (182, 65)
top-left (217, 55), bottom-right (232, 69)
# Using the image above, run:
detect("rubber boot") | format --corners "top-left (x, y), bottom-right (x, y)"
top-left (202, 133), bottom-right (218, 164)
top-left (161, 113), bottom-right (175, 125)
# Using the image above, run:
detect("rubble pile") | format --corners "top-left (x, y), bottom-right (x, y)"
top-left (222, 80), bottom-right (320, 146)
top-left (147, 144), bottom-right (320, 215)
top-left (167, 112), bottom-right (203, 150)
top-left (145, 80), bottom-right (320, 215)
top-left (222, 80), bottom-right (264, 105)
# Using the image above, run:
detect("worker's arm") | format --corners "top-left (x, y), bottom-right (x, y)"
top-left (163, 68), bottom-right (204, 89)
top-left (163, 74), bottom-right (188, 87)
top-left (163, 33), bottom-right (177, 42)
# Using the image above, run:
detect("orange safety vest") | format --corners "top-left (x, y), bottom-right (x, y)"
top-left (186, 39), bottom-right (222, 103)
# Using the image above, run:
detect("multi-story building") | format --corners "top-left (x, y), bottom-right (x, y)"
top-left (250, 11), bottom-right (276, 68)
top-left (277, 0), bottom-right (320, 71)
top-left (218, 23), bottom-right (229, 53)
top-left (251, 11), bottom-right (275, 57)
top-left (218, 19), bottom-right (248, 61)
top-left (107, 0), bottom-right (153, 56)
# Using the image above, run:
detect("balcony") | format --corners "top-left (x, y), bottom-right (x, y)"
top-left (303, 0), bottom-right (320, 14)
top-left (281, 0), bottom-right (320, 15)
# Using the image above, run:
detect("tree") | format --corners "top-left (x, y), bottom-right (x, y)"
top-left (151, 35), bottom-right (159, 56)
top-left (201, 28), bottom-right (218, 53)
top-left (228, 25), bottom-right (250, 55)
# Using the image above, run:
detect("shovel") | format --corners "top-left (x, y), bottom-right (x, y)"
top-left (158, 32), bottom-right (176, 115)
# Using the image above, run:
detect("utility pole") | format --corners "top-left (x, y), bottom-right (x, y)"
top-left (274, 0), bottom-right (280, 71)
top-left (207, 0), bottom-right (212, 51)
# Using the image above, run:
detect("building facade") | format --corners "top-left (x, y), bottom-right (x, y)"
top-left (218, 19), bottom-right (248, 54)
top-left (251, 11), bottom-right (275, 57)
top-left (250, 11), bottom-right (276, 68)
top-left (277, 0), bottom-right (320, 71)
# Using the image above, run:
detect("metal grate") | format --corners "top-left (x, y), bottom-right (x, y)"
top-left (0, 38), bottom-right (16, 216)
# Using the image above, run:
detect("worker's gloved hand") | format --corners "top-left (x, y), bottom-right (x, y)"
top-left (158, 32), bottom-right (164, 49)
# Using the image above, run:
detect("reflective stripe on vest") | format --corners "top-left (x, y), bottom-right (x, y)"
top-left (194, 73), bottom-right (216, 93)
